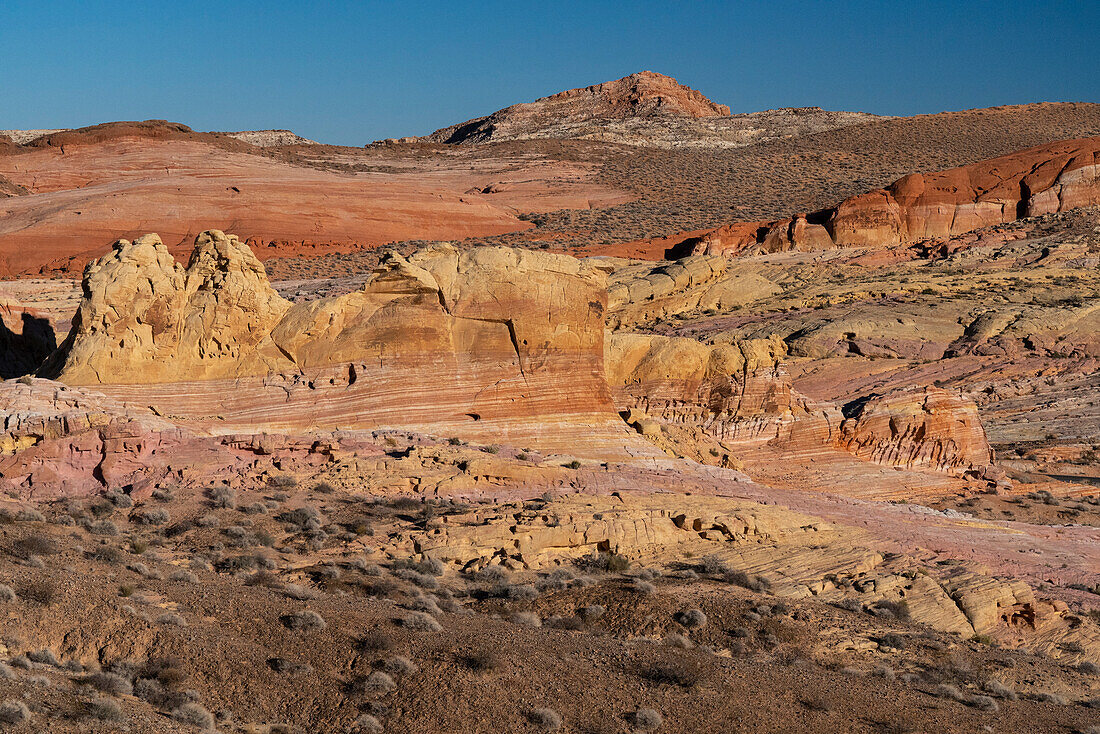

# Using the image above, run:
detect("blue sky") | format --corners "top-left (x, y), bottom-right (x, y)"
top-left (1, 0), bottom-right (1097, 146)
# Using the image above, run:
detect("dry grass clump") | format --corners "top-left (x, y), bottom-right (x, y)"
top-left (632, 708), bottom-right (663, 732)
top-left (677, 608), bottom-right (706, 629)
top-left (85, 696), bottom-right (125, 722)
top-left (281, 610), bottom-right (326, 631)
top-left (528, 707), bottom-right (562, 732)
top-left (171, 701), bottom-right (215, 729)
top-left (0, 700), bottom-right (30, 724)
top-left (399, 611), bottom-right (442, 632)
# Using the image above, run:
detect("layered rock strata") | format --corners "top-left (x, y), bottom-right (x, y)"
top-left (676, 136), bottom-right (1100, 256)
top-left (41, 232), bottom-right (646, 457)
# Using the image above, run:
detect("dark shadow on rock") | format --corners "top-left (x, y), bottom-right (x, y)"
top-left (0, 311), bottom-right (57, 379)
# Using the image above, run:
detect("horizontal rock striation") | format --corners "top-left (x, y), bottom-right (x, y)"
top-left (836, 387), bottom-right (993, 476)
top-left (675, 136), bottom-right (1100, 256)
top-left (42, 232), bottom-right (647, 457)
top-left (607, 333), bottom-right (792, 444)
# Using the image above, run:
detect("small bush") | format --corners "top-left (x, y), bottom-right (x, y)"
top-left (353, 714), bottom-right (383, 733)
top-left (282, 610), bottom-right (326, 631)
top-left (400, 612), bottom-right (442, 632)
top-left (0, 585), bottom-right (16, 602)
top-left (86, 671), bottom-right (133, 696)
top-left (633, 708), bottom-right (663, 732)
top-left (0, 700), bottom-right (30, 724)
top-left (529, 708), bottom-right (562, 732)
top-left (643, 658), bottom-right (707, 689)
top-left (88, 520), bottom-right (119, 536)
top-left (512, 611), bottom-right (541, 627)
top-left (634, 580), bottom-right (656, 595)
top-left (267, 475), bottom-right (298, 489)
top-left (207, 485), bottom-right (237, 509)
top-left (27, 649), bottom-right (59, 666)
top-left (678, 609), bottom-right (706, 629)
top-left (382, 656), bottom-right (418, 676)
top-left (983, 679), bottom-right (1017, 700)
top-left (171, 702), bottom-right (215, 729)
top-left (277, 506), bottom-right (322, 530)
top-left (157, 613), bottom-right (187, 626)
top-left (85, 696), bottom-right (125, 722)
top-left (12, 534), bottom-right (58, 558)
top-left (132, 508), bottom-right (171, 525)
top-left (578, 605), bottom-right (606, 622)
top-left (20, 580), bottom-right (57, 606)
top-left (356, 671), bottom-right (395, 695)
top-left (168, 570), bottom-right (198, 584)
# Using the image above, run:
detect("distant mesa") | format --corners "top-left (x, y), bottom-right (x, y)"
top-left (0, 121), bottom-right (317, 148)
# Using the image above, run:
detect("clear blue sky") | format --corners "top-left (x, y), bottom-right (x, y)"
top-left (1, 0), bottom-right (1097, 146)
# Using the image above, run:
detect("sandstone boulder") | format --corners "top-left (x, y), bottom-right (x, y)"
top-left (836, 387), bottom-right (993, 476)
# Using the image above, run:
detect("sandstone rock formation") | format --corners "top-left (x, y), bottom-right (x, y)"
top-left (836, 388), bottom-right (993, 476)
top-left (42, 232), bottom-right (645, 457)
top-left (607, 333), bottom-right (791, 443)
top-left (675, 136), bottom-right (1100, 256)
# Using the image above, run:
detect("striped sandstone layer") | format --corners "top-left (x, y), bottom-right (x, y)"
top-left (42, 231), bottom-right (650, 458)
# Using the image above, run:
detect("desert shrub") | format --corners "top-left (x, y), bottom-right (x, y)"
top-left (1079, 661), bottom-right (1100, 675)
top-left (86, 671), bottom-right (133, 696)
top-left (663, 633), bottom-right (692, 649)
top-left (1034, 691), bottom-right (1066, 704)
top-left (474, 565), bottom-right (510, 584)
top-left (634, 580), bottom-right (656, 595)
top-left (393, 569), bottom-right (439, 590)
top-left (277, 506), bottom-right (322, 530)
top-left (880, 632), bottom-right (907, 650)
top-left (382, 655), bottom-right (418, 676)
top-left (282, 610), bottom-right (326, 631)
top-left (724, 569), bottom-right (770, 592)
top-left (578, 605), bottom-right (606, 622)
top-left (935, 684), bottom-right (967, 703)
top-left (983, 679), bottom-right (1017, 700)
top-left (642, 658), bottom-right (707, 688)
top-left (171, 702), bottom-right (215, 729)
top-left (564, 460), bottom-right (581, 470)
top-left (27, 649), bottom-right (59, 666)
top-left (355, 671), bottom-right (395, 695)
top-left (168, 570), bottom-right (198, 584)
top-left (529, 708), bottom-right (562, 732)
top-left (0, 585), bottom-right (16, 602)
top-left (132, 508), bottom-right (170, 525)
top-left (157, 613), bottom-right (187, 626)
top-left (358, 630), bottom-right (394, 653)
top-left (678, 609), bottom-right (706, 629)
top-left (503, 583), bottom-right (538, 601)
top-left (12, 534), bottom-right (58, 558)
top-left (461, 649), bottom-right (500, 673)
top-left (512, 611), bottom-right (541, 627)
top-left (0, 700), bottom-right (30, 724)
top-left (352, 714), bottom-right (383, 733)
top-left (85, 696), bottom-right (125, 722)
top-left (267, 475), bottom-right (298, 489)
top-left (151, 487), bottom-right (176, 502)
top-left (240, 502), bottom-right (268, 515)
top-left (283, 583), bottom-right (319, 601)
top-left (633, 708), bottom-right (663, 732)
top-left (400, 611), bottom-right (442, 632)
top-left (88, 520), bottom-right (119, 536)
top-left (27, 675), bottom-right (50, 687)
top-left (16, 508), bottom-right (45, 522)
top-left (416, 557), bottom-right (445, 577)
top-left (0, 664), bottom-right (13, 680)
top-left (195, 514), bottom-right (220, 528)
top-left (20, 580), bottom-right (57, 606)
top-left (970, 694), bottom-right (999, 712)
top-left (207, 485), bottom-right (237, 509)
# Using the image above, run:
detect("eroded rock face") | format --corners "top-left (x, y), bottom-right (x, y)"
top-left (42, 231), bottom-right (291, 383)
top-left (43, 233), bottom-right (642, 456)
top-left (836, 387), bottom-right (993, 476)
top-left (607, 333), bottom-right (792, 443)
top-left (678, 136), bottom-right (1100, 256)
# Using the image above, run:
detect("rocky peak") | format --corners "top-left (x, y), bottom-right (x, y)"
top-left (533, 71), bottom-right (730, 119)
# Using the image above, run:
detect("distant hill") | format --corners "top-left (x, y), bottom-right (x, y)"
top-left (419, 71), bottom-right (882, 149)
